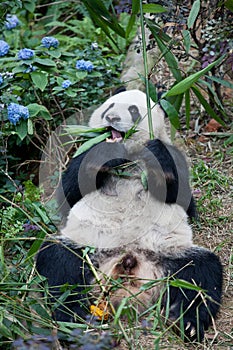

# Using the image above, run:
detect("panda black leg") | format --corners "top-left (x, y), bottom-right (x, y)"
top-left (143, 139), bottom-right (197, 219)
top-left (163, 248), bottom-right (223, 342)
top-left (36, 239), bottom-right (94, 322)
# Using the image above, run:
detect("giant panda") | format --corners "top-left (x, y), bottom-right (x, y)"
top-left (36, 89), bottom-right (223, 342)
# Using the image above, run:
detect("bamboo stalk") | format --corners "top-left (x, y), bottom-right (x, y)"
top-left (139, 0), bottom-right (154, 140)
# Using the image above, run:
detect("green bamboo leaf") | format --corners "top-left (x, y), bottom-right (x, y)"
top-left (206, 75), bottom-right (233, 89)
top-left (113, 297), bottom-right (128, 324)
top-left (132, 0), bottom-right (140, 13)
top-left (187, 0), bottom-right (200, 28)
top-left (170, 279), bottom-right (203, 291)
top-left (185, 90), bottom-right (190, 128)
top-left (73, 131), bottom-right (111, 158)
top-left (30, 71), bottom-right (48, 91)
top-left (182, 29), bottom-right (191, 53)
top-left (82, 0), bottom-right (125, 38)
top-left (142, 4), bottom-right (167, 13)
top-left (160, 99), bottom-right (180, 129)
top-left (192, 85), bottom-right (225, 126)
top-left (149, 32), bottom-right (182, 82)
top-left (165, 55), bottom-right (225, 97)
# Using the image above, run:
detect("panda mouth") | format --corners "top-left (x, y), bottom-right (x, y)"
top-left (106, 127), bottom-right (125, 142)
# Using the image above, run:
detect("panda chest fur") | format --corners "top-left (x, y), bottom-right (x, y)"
top-left (61, 171), bottom-right (193, 252)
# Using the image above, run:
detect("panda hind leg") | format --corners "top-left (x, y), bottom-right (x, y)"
top-left (36, 239), bottom-right (94, 322)
top-left (162, 247), bottom-right (223, 342)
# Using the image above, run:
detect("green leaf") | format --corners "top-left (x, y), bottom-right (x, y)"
top-left (149, 30), bottom-right (182, 82)
top-left (27, 103), bottom-right (51, 119)
top-left (65, 90), bottom-right (77, 97)
top-left (47, 49), bottom-right (61, 58)
top-left (30, 71), bottom-right (48, 91)
top-left (26, 231), bottom-right (46, 261)
top-left (142, 4), bottom-right (167, 13)
top-left (27, 118), bottom-right (33, 135)
top-left (165, 55), bottom-right (225, 97)
top-left (170, 279), bottom-right (203, 291)
top-left (15, 120), bottom-right (28, 140)
top-left (82, 0), bottom-right (125, 38)
top-left (185, 90), bottom-right (190, 128)
top-left (224, 0), bottom-right (233, 12)
top-left (160, 99), bottom-right (180, 129)
top-left (206, 75), bottom-right (233, 89)
top-left (182, 30), bottom-right (191, 53)
top-left (76, 71), bottom-right (88, 80)
top-left (24, 0), bottom-right (36, 13)
top-left (148, 81), bottom-right (158, 102)
top-left (73, 132), bottom-right (111, 158)
top-left (192, 85), bottom-right (225, 126)
top-left (187, 0), bottom-right (200, 28)
top-left (34, 57), bottom-right (56, 67)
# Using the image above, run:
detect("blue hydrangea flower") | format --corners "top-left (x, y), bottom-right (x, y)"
top-left (5, 14), bottom-right (20, 30)
top-left (0, 40), bottom-right (10, 57)
top-left (76, 59), bottom-right (94, 72)
top-left (0, 75), bottom-right (3, 85)
top-left (7, 103), bottom-right (29, 125)
top-left (62, 80), bottom-right (72, 89)
top-left (18, 48), bottom-right (34, 60)
top-left (41, 36), bottom-right (59, 49)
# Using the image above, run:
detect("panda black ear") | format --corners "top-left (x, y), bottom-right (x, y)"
top-left (113, 86), bottom-right (127, 95)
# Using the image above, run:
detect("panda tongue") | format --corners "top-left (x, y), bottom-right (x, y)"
top-left (111, 129), bottom-right (122, 141)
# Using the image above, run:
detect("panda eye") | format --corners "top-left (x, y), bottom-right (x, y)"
top-left (128, 105), bottom-right (141, 123)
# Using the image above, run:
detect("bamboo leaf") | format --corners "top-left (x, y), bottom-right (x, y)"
top-left (182, 29), bottom-right (191, 53)
top-left (187, 0), bottom-right (200, 28)
top-left (142, 4), bottom-right (167, 13)
top-left (73, 131), bottom-right (111, 158)
top-left (185, 90), bottom-right (190, 128)
top-left (192, 85), bottom-right (225, 126)
top-left (160, 99), bottom-right (180, 129)
top-left (206, 75), bottom-right (233, 89)
top-left (165, 55), bottom-right (225, 97)
top-left (148, 29), bottom-right (182, 82)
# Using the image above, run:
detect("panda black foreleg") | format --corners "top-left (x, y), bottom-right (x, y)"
top-left (162, 247), bottom-right (223, 342)
top-left (58, 142), bottom-right (129, 216)
top-left (36, 239), bottom-right (95, 322)
top-left (143, 139), bottom-right (197, 219)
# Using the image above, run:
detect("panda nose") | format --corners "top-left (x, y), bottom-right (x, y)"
top-left (106, 115), bottom-right (121, 123)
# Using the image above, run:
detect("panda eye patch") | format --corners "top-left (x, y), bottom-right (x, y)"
top-left (101, 103), bottom-right (115, 119)
top-left (128, 105), bottom-right (141, 123)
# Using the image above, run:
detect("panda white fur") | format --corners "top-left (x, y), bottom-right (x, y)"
top-left (36, 89), bottom-right (222, 342)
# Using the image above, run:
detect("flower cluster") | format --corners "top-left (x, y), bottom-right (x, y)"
top-left (0, 75), bottom-right (3, 85)
top-left (7, 103), bottom-right (29, 125)
top-left (18, 48), bottom-right (34, 60)
top-left (23, 222), bottom-right (40, 232)
top-left (62, 80), bottom-right (72, 89)
top-left (76, 59), bottom-right (94, 72)
top-left (41, 36), bottom-right (59, 49)
top-left (5, 14), bottom-right (20, 30)
top-left (0, 40), bottom-right (10, 57)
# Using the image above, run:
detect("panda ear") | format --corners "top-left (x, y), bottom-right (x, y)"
top-left (113, 86), bottom-right (126, 95)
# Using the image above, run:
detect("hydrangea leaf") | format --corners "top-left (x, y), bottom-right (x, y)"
top-left (30, 71), bottom-right (48, 91)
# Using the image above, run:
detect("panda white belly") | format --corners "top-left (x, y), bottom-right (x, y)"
top-left (61, 174), bottom-right (193, 252)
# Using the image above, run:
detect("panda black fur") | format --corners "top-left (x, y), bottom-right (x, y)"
top-left (36, 90), bottom-right (222, 342)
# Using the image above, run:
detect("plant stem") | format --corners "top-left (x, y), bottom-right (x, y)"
top-left (139, 0), bottom-right (154, 140)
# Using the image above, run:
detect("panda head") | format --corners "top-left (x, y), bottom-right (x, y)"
top-left (89, 89), bottom-right (170, 144)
